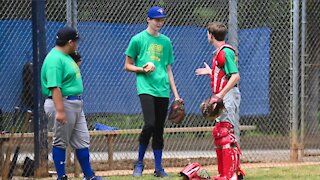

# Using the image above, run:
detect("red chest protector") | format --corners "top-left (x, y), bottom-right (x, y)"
top-left (211, 44), bottom-right (237, 94)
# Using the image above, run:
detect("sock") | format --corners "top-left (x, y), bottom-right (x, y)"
top-left (153, 149), bottom-right (163, 170)
top-left (52, 146), bottom-right (66, 178)
top-left (76, 148), bottom-right (94, 177)
top-left (138, 144), bottom-right (148, 162)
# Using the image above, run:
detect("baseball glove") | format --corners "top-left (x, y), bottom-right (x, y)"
top-left (168, 99), bottom-right (185, 124)
top-left (200, 95), bottom-right (225, 121)
top-left (70, 51), bottom-right (82, 63)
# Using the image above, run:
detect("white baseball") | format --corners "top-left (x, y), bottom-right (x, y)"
top-left (144, 62), bottom-right (155, 72)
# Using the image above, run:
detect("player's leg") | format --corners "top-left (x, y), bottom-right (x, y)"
top-left (232, 88), bottom-right (245, 179)
top-left (152, 97), bottom-right (169, 177)
top-left (132, 94), bottom-right (156, 176)
top-left (44, 99), bottom-right (76, 179)
top-left (225, 87), bottom-right (244, 179)
top-left (213, 87), bottom-right (243, 180)
top-left (228, 87), bottom-right (241, 145)
top-left (212, 122), bottom-right (238, 180)
top-left (69, 101), bottom-right (106, 180)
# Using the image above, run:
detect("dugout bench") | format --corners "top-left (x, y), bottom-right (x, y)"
top-left (0, 125), bottom-right (256, 176)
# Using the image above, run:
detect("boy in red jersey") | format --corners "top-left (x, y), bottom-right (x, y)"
top-left (196, 22), bottom-right (245, 180)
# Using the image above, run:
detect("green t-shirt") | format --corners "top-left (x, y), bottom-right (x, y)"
top-left (41, 48), bottom-right (83, 97)
top-left (222, 48), bottom-right (238, 77)
top-left (125, 30), bottom-right (174, 98)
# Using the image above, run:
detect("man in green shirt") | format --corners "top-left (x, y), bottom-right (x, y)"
top-left (41, 27), bottom-right (105, 180)
top-left (125, 6), bottom-right (182, 178)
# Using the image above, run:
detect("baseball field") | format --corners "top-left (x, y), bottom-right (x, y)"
top-left (104, 163), bottom-right (320, 180)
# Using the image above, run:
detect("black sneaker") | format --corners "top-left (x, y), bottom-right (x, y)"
top-left (58, 175), bottom-right (68, 180)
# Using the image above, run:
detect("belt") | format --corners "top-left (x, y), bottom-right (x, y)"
top-left (48, 95), bottom-right (82, 100)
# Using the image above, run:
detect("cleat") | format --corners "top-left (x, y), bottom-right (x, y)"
top-left (132, 161), bottom-right (144, 177)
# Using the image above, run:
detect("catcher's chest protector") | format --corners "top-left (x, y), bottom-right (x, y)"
top-left (211, 45), bottom-right (237, 94)
top-left (212, 122), bottom-right (243, 180)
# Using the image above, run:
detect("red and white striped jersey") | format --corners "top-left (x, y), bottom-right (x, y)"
top-left (211, 44), bottom-right (237, 94)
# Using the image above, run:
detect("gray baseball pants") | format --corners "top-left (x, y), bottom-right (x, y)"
top-left (44, 98), bottom-right (90, 149)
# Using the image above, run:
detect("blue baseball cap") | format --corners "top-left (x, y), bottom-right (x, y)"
top-left (147, 6), bottom-right (166, 19)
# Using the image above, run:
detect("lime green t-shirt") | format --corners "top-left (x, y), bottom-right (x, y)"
top-left (41, 48), bottom-right (83, 97)
top-left (125, 30), bottom-right (174, 98)
top-left (222, 48), bottom-right (238, 77)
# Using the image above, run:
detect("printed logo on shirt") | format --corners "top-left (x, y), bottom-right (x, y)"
top-left (73, 62), bottom-right (81, 78)
top-left (147, 44), bottom-right (163, 62)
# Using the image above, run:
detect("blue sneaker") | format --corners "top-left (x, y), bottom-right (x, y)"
top-left (154, 168), bottom-right (169, 178)
top-left (132, 161), bottom-right (144, 177)
top-left (83, 175), bottom-right (107, 180)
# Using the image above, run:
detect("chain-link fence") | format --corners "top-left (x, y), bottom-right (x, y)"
top-left (0, 0), bottom-right (319, 178)
top-left (304, 0), bottom-right (320, 159)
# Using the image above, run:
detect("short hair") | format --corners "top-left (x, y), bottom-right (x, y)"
top-left (56, 39), bottom-right (68, 46)
top-left (207, 22), bottom-right (228, 41)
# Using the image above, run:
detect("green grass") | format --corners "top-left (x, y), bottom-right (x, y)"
top-left (105, 165), bottom-right (320, 180)
top-left (244, 165), bottom-right (320, 180)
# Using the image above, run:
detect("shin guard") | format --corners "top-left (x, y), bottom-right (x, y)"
top-left (212, 122), bottom-right (243, 180)
top-left (215, 147), bottom-right (223, 175)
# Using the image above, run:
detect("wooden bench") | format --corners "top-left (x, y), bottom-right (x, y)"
top-left (0, 125), bottom-right (256, 175)
top-left (97, 125), bottom-right (256, 170)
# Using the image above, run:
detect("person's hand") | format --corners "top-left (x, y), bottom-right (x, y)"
top-left (175, 97), bottom-right (183, 103)
top-left (215, 92), bottom-right (225, 100)
top-left (195, 62), bottom-right (211, 76)
top-left (56, 111), bottom-right (66, 124)
top-left (143, 62), bottom-right (155, 73)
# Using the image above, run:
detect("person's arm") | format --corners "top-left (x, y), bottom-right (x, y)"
top-left (124, 56), bottom-right (155, 73)
top-left (50, 87), bottom-right (66, 124)
top-left (124, 36), bottom-right (156, 73)
top-left (216, 73), bottom-right (240, 99)
top-left (167, 65), bottom-right (181, 100)
top-left (124, 56), bottom-right (145, 73)
top-left (195, 62), bottom-right (212, 76)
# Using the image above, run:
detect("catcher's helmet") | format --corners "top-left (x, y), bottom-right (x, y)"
top-left (180, 162), bottom-right (211, 180)
top-left (180, 163), bottom-right (201, 180)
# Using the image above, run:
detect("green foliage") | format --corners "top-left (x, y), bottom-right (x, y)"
top-left (192, 7), bottom-right (219, 26)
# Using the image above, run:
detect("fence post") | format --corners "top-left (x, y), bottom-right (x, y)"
top-left (31, 0), bottom-right (48, 177)
top-left (67, 0), bottom-right (78, 29)
top-left (299, 0), bottom-right (306, 160)
top-left (228, 0), bottom-right (238, 52)
top-left (290, 0), bottom-right (299, 162)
